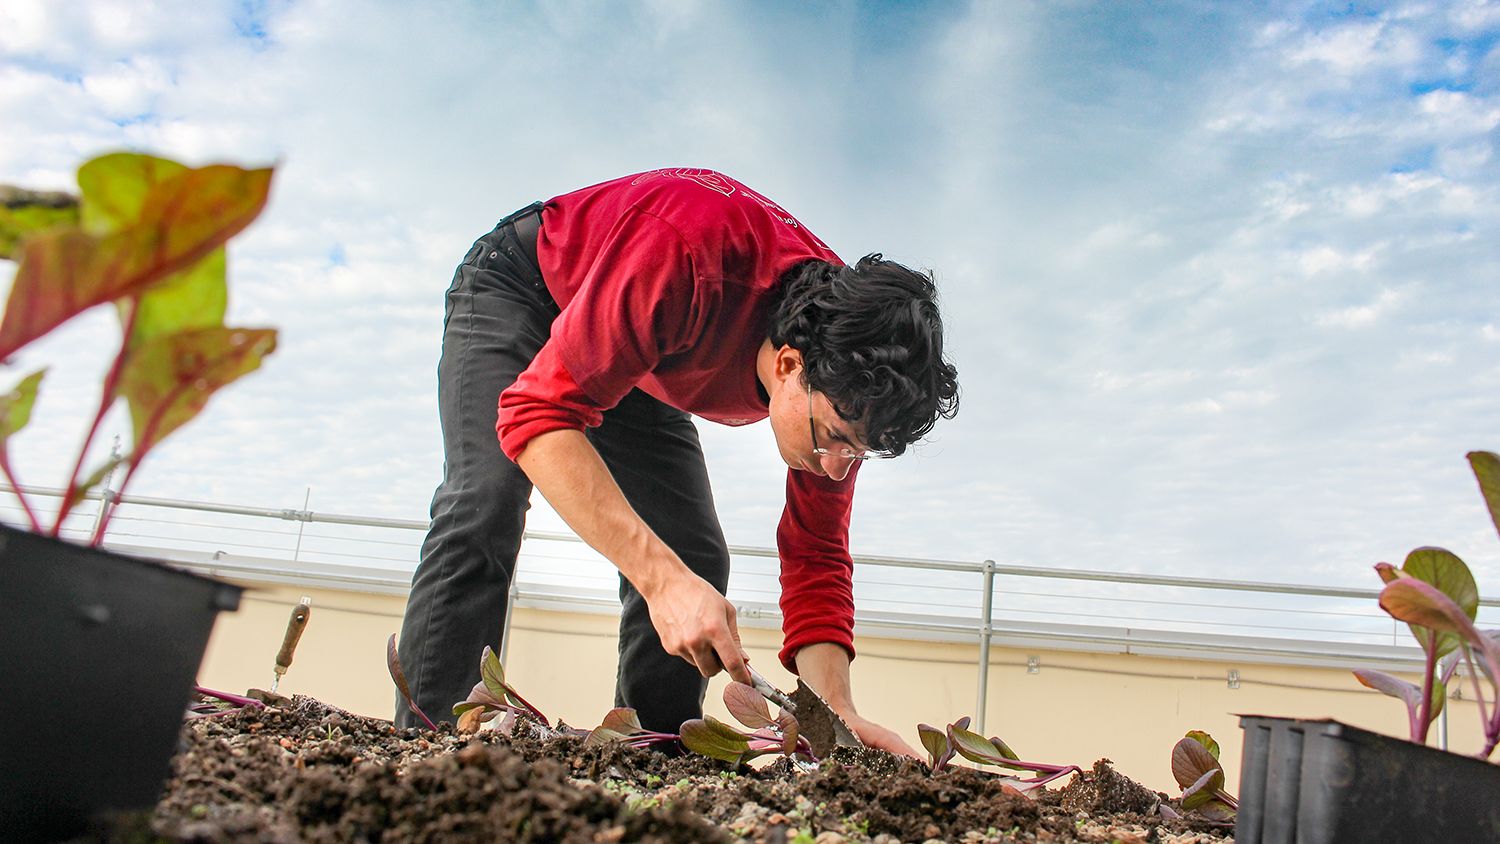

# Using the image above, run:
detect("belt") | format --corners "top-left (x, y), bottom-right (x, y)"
top-left (509, 203), bottom-right (542, 272)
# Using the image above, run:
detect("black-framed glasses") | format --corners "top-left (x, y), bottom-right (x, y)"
top-left (807, 381), bottom-right (893, 461)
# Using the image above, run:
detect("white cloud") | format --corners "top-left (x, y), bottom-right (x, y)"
top-left (1314, 289), bottom-right (1404, 328)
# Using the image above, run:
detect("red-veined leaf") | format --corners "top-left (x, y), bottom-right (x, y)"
top-left (1195, 798), bottom-right (1237, 822)
top-left (988, 735), bottom-right (1020, 761)
top-left (479, 646), bottom-right (507, 702)
top-left (77, 153), bottom-right (188, 234)
top-left (724, 681), bottom-right (775, 729)
top-left (0, 164), bottom-right (272, 360)
top-left (918, 723), bottom-right (950, 769)
top-left (1181, 767), bottom-right (1226, 810)
top-left (679, 716), bottom-right (751, 765)
top-left (1183, 730), bottom-right (1220, 759)
top-left (114, 325), bottom-right (275, 461)
top-left (777, 712), bottom-right (799, 756)
top-left (949, 724), bottom-right (1011, 766)
top-left (1353, 669), bottom-right (1423, 711)
top-left (1470, 452), bottom-right (1500, 545)
top-left (1381, 578), bottom-right (1500, 675)
top-left (0, 369), bottom-right (45, 442)
top-left (1171, 736), bottom-right (1221, 791)
top-left (598, 707), bottom-right (643, 735)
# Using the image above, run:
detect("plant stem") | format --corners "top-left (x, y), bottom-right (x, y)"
top-left (55, 302), bottom-right (140, 533)
top-left (194, 685), bottom-right (268, 709)
top-left (1416, 646), bottom-right (1437, 744)
top-left (0, 452), bottom-right (42, 532)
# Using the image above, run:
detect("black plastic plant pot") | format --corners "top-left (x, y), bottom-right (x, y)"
top-left (1236, 714), bottom-right (1500, 844)
top-left (0, 523), bottom-right (243, 841)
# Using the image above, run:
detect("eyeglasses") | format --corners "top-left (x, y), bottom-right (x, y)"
top-left (807, 381), bottom-right (893, 461)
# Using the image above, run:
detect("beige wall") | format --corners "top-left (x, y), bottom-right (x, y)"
top-left (198, 580), bottom-right (1489, 795)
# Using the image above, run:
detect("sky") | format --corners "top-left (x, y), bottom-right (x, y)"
top-left (1, 0), bottom-right (1498, 597)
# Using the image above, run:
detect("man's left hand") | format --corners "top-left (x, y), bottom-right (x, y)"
top-left (839, 711), bottom-right (923, 761)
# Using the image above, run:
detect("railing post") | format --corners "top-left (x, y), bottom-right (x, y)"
top-left (500, 574), bottom-right (520, 664)
top-left (88, 436), bottom-right (123, 544)
top-left (975, 558), bottom-right (996, 735)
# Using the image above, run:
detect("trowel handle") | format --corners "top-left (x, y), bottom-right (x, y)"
top-left (747, 665), bottom-right (797, 713)
top-left (274, 597), bottom-right (312, 675)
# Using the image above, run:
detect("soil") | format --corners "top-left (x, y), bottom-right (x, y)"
top-left (80, 696), bottom-right (1234, 843)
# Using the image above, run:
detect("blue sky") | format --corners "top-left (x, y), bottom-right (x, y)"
top-left (1, 0), bottom-right (1497, 593)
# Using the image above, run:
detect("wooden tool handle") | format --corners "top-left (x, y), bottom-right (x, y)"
top-left (274, 599), bottom-right (312, 673)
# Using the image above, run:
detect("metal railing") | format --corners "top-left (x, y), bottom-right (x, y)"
top-left (5, 481), bottom-right (1497, 738)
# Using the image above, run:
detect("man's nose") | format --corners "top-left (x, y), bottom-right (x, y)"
top-left (820, 453), bottom-right (855, 482)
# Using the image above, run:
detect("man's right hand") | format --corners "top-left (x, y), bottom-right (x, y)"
top-left (516, 429), bottom-right (752, 685)
top-left (644, 571), bottom-right (752, 685)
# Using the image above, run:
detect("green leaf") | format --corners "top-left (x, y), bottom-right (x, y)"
top-left (1184, 730), bottom-right (1220, 759)
top-left (114, 326), bottom-right (276, 460)
top-left (1171, 736), bottom-right (1222, 791)
top-left (0, 369), bottom-right (45, 442)
top-left (1181, 768), bottom-right (1226, 811)
top-left (0, 188), bottom-right (79, 260)
top-left (598, 707), bottom-right (643, 735)
top-left (1469, 452), bottom-right (1500, 545)
top-left (723, 682), bottom-right (775, 729)
top-left (480, 646), bottom-right (508, 702)
top-left (119, 247), bottom-right (227, 351)
top-left (77, 153), bottom-right (188, 235)
top-left (949, 724), bottom-right (1028, 770)
top-left (0, 163), bottom-right (273, 361)
top-left (679, 716), bottom-right (751, 765)
top-left (988, 735), bottom-right (1020, 761)
top-left (1399, 548), bottom-right (1477, 659)
top-left (917, 723), bottom-right (949, 769)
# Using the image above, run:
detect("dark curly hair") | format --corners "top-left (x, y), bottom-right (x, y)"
top-left (768, 254), bottom-right (959, 456)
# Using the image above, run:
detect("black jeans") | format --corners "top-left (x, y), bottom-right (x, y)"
top-left (395, 204), bottom-right (732, 734)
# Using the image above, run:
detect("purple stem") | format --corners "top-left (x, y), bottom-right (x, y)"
top-left (1416, 644), bottom-right (1438, 744)
top-left (0, 453), bottom-right (42, 532)
top-left (194, 685), bottom-right (268, 710)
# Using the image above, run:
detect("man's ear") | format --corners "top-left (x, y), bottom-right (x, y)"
top-left (774, 345), bottom-right (804, 381)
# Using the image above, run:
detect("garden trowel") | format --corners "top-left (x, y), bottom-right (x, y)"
top-left (746, 665), bottom-right (862, 757)
top-left (247, 597), bottom-right (311, 704)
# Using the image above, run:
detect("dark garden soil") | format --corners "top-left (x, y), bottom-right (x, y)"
top-left (84, 696), bottom-right (1233, 843)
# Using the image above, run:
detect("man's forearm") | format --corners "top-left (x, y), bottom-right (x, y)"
top-left (793, 642), bottom-right (857, 715)
top-left (515, 428), bottom-right (687, 598)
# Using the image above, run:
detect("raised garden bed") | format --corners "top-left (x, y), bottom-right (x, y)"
top-left (82, 696), bottom-right (1232, 843)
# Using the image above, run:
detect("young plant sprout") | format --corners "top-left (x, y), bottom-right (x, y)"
top-left (679, 681), bottom-right (813, 765)
top-left (917, 716), bottom-right (966, 771)
top-left (385, 633), bottom-right (437, 731)
top-left (0, 153), bottom-right (276, 542)
top-left (1354, 451), bottom-right (1500, 759)
top-left (1170, 730), bottom-right (1237, 820)
top-left (583, 708), bottom-right (681, 750)
top-left (450, 645), bottom-right (551, 735)
top-left (926, 718), bottom-right (1081, 794)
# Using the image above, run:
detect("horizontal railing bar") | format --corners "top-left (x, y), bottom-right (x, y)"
top-left (9, 482), bottom-right (1497, 608)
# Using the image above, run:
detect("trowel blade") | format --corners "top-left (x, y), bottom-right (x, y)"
top-left (791, 679), bottom-right (864, 757)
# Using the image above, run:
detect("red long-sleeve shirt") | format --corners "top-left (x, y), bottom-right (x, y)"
top-left (496, 168), bottom-right (856, 672)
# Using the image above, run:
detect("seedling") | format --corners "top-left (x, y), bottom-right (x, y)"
top-left (679, 681), bottom-right (813, 765)
top-left (451, 645), bottom-right (551, 735)
top-left (917, 716), bottom-right (967, 771)
top-left (0, 153), bottom-right (276, 542)
top-left (384, 633), bottom-right (437, 731)
top-left (1355, 451), bottom-right (1500, 759)
top-left (1170, 730), bottom-right (1237, 820)
top-left (583, 707), bottom-right (682, 750)
top-left (937, 718), bottom-right (1082, 793)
